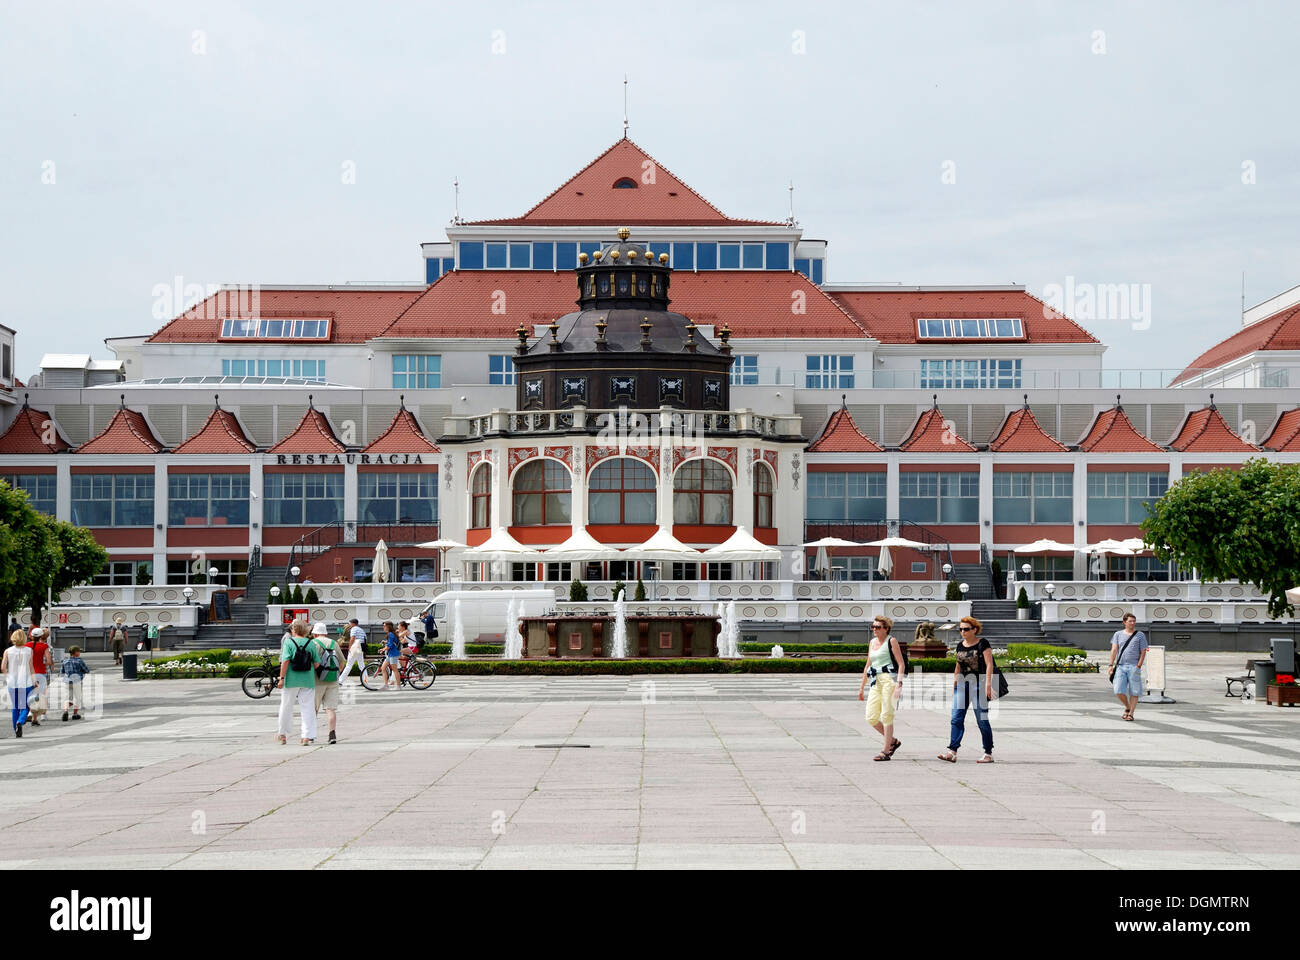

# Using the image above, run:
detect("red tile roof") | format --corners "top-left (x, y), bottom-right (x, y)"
top-left (173, 405), bottom-right (257, 453)
top-left (268, 405), bottom-right (344, 453)
top-left (988, 405), bottom-right (1068, 452)
top-left (1168, 404), bottom-right (1259, 452)
top-left (1173, 304), bottom-right (1300, 384)
top-left (364, 405), bottom-right (440, 454)
top-left (78, 405), bottom-right (166, 454)
top-left (825, 289), bottom-right (1100, 344)
top-left (1076, 403), bottom-right (1163, 452)
top-left (1263, 408), bottom-right (1300, 452)
top-left (146, 288), bottom-right (423, 345)
top-left (0, 400), bottom-right (70, 454)
top-left (806, 404), bottom-right (884, 453)
top-left (381, 270), bottom-right (867, 340)
top-left (900, 403), bottom-right (977, 452)
top-left (463, 138), bottom-right (784, 227)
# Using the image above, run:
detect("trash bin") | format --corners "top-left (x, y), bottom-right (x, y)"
top-left (122, 651), bottom-right (138, 680)
top-left (1254, 659), bottom-right (1275, 692)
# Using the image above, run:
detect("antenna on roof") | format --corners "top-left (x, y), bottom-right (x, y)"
top-left (788, 181), bottom-right (796, 225)
top-left (453, 177), bottom-right (461, 225)
top-left (623, 75), bottom-right (629, 139)
top-left (119, 393), bottom-right (125, 409)
top-left (1209, 392), bottom-right (1216, 410)
top-left (214, 393), bottom-right (220, 410)
top-left (1241, 271), bottom-right (1245, 319)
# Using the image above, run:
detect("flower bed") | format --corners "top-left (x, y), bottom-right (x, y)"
top-left (138, 659), bottom-right (227, 679)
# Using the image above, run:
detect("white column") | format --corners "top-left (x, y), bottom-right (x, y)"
top-left (885, 454), bottom-right (900, 520)
top-left (343, 459), bottom-right (358, 542)
top-left (569, 443), bottom-right (586, 528)
top-left (735, 444), bottom-right (754, 529)
top-left (153, 459), bottom-right (168, 582)
top-left (56, 457), bottom-right (72, 522)
top-left (491, 444), bottom-right (507, 529)
top-left (978, 455), bottom-right (993, 555)
top-left (248, 459), bottom-right (264, 552)
top-left (1072, 457), bottom-right (1088, 581)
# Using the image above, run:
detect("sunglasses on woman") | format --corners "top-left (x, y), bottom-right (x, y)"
top-left (959, 626), bottom-right (975, 632)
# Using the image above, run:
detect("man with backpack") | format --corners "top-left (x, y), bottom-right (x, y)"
top-left (309, 622), bottom-right (340, 745)
top-left (108, 616), bottom-right (128, 666)
top-left (277, 619), bottom-right (320, 745)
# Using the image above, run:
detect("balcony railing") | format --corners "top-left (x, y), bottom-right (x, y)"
top-left (442, 408), bottom-right (803, 442)
top-left (867, 365), bottom-right (1298, 391)
top-left (286, 521), bottom-right (440, 580)
top-left (803, 520), bottom-right (954, 570)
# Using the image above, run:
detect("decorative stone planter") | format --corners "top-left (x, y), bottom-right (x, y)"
top-left (1266, 684), bottom-right (1300, 707)
top-left (908, 642), bottom-right (949, 659)
top-left (1017, 608), bottom-right (1030, 621)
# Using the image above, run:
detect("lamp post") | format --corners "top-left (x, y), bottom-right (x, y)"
top-left (290, 565), bottom-right (301, 585)
top-left (1044, 583), bottom-right (1056, 600)
top-left (1021, 562), bottom-right (1032, 580)
top-left (942, 562), bottom-right (952, 578)
top-left (959, 582), bottom-right (969, 604)
top-left (182, 587), bottom-right (194, 606)
top-left (208, 566), bottom-right (220, 590)
top-left (270, 585), bottom-right (280, 601)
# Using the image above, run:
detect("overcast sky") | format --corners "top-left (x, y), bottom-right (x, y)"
top-left (3, 0), bottom-right (1297, 378)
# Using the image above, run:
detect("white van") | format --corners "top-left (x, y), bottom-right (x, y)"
top-left (416, 588), bottom-right (555, 643)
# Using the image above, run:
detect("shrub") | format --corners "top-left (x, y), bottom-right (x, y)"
top-left (634, 578), bottom-right (647, 602)
top-left (305, 587), bottom-right (320, 604)
top-left (1016, 586), bottom-right (1030, 609)
top-left (946, 578), bottom-right (962, 601)
top-left (569, 578), bottom-right (588, 602)
top-left (291, 585), bottom-right (304, 605)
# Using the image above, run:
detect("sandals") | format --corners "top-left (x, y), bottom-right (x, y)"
top-left (277, 734), bottom-right (287, 745)
top-left (886, 738), bottom-right (901, 757)
top-left (1123, 714), bottom-right (1135, 722)
top-left (937, 750), bottom-right (957, 763)
top-left (873, 752), bottom-right (891, 761)
top-left (977, 754), bottom-right (995, 764)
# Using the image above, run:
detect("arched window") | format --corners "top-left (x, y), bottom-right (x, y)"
top-left (613, 177), bottom-right (638, 189)
top-left (512, 460), bottom-right (571, 525)
top-left (754, 463), bottom-right (774, 528)
top-left (470, 464), bottom-right (491, 529)
top-left (673, 460), bottom-right (732, 525)
top-left (589, 458), bottom-right (656, 525)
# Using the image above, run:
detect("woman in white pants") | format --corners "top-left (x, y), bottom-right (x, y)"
top-left (339, 619), bottom-right (367, 686)
top-left (277, 620), bottom-right (319, 745)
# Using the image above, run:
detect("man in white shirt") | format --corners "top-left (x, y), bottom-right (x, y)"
top-left (338, 619), bottom-right (367, 685)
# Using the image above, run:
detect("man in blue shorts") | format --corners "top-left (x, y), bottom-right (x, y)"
top-left (1108, 613), bottom-right (1149, 721)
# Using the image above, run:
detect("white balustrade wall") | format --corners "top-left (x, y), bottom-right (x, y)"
top-left (1019, 580), bottom-right (1267, 604)
top-left (1041, 600), bottom-right (1282, 625)
top-left (16, 605), bottom-right (200, 631)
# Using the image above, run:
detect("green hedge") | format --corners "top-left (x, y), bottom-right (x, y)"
top-left (1005, 643), bottom-right (1090, 661)
top-left (138, 648), bottom-right (234, 664)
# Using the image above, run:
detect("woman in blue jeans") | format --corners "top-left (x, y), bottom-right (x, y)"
top-left (938, 615), bottom-right (995, 764)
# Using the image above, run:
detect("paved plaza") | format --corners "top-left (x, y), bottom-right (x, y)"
top-left (1, 652), bottom-right (1298, 869)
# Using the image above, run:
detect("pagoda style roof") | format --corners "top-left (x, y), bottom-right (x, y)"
top-left (364, 401), bottom-right (440, 454)
top-left (268, 399), bottom-right (345, 454)
top-left (0, 396), bottom-right (70, 454)
top-left (806, 400), bottom-right (884, 453)
top-left (899, 399), bottom-right (977, 453)
top-left (1262, 407), bottom-right (1300, 452)
top-left (988, 400), bottom-right (1068, 452)
top-left (173, 398), bottom-right (257, 453)
top-left (78, 399), bottom-right (166, 454)
top-left (1076, 398), bottom-right (1164, 453)
top-left (1167, 399), bottom-right (1259, 452)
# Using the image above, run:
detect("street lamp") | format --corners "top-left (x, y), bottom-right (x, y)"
top-left (942, 563), bottom-right (952, 577)
top-left (1044, 583), bottom-right (1056, 600)
top-left (290, 565), bottom-right (301, 583)
top-left (208, 565), bottom-right (219, 588)
top-left (1021, 563), bottom-right (1032, 579)
top-left (269, 585), bottom-right (280, 601)
top-left (959, 582), bottom-right (969, 599)
top-left (182, 586), bottom-right (194, 605)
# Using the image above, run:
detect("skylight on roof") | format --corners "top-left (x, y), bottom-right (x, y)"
top-left (917, 317), bottom-right (1023, 339)
top-left (220, 317), bottom-right (331, 339)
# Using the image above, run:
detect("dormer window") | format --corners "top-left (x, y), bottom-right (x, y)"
top-left (613, 178), bottom-right (637, 189)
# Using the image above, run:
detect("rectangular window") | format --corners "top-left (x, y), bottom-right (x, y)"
top-left (672, 242), bottom-right (694, 269)
top-left (830, 556), bottom-right (877, 581)
top-left (358, 472), bottom-right (438, 524)
top-left (916, 317), bottom-right (1024, 339)
top-left (95, 561), bottom-right (150, 586)
top-left (264, 472), bottom-right (342, 526)
top-left (555, 243), bottom-right (577, 270)
top-left (794, 258), bottom-right (811, 279)
top-left (993, 472), bottom-right (1072, 524)
top-left (458, 242), bottom-right (484, 269)
top-left (392, 354), bottom-right (441, 389)
top-left (696, 242), bottom-right (717, 270)
top-left (531, 242), bottom-right (553, 270)
top-left (719, 243), bottom-right (740, 269)
top-left (544, 562), bottom-right (572, 582)
top-left (805, 355), bottom-right (854, 389)
top-left (485, 243), bottom-right (507, 269)
top-left (509, 242), bottom-right (530, 269)
top-left (579, 241), bottom-right (602, 258)
top-left (742, 244), bottom-right (763, 269)
top-left (166, 557), bottom-right (248, 588)
top-left (167, 473), bottom-right (250, 526)
top-left (807, 472), bottom-right (885, 521)
top-left (765, 242), bottom-right (790, 270)
top-left (920, 359), bottom-right (1022, 390)
top-left (425, 258), bottom-right (440, 284)
top-left (71, 474), bottom-right (154, 527)
top-left (901, 471), bottom-right (977, 525)
top-left (649, 242), bottom-right (670, 262)
top-left (391, 558), bottom-right (438, 582)
top-left (489, 355), bottom-right (516, 385)
top-left (812, 259), bottom-right (823, 284)
top-left (2, 474), bottom-right (56, 515)
top-left (670, 562), bottom-right (699, 580)
top-left (730, 355), bottom-right (758, 386)
top-left (1087, 471), bottom-right (1167, 524)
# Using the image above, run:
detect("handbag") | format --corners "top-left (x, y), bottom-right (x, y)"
top-left (1108, 635), bottom-right (1135, 683)
top-left (28, 694), bottom-right (47, 713)
top-left (995, 669), bottom-right (1009, 699)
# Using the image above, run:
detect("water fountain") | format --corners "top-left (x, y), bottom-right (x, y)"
top-left (725, 599), bottom-right (741, 659)
top-left (610, 585), bottom-right (628, 659)
top-left (502, 596), bottom-right (523, 659)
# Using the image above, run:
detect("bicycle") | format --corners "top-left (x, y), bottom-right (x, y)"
top-left (240, 652), bottom-right (279, 699)
top-left (360, 652), bottom-right (436, 691)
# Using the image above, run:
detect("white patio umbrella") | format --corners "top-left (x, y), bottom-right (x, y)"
top-left (463, 528), bottom-right (536, 581)
top-left (625, 526), bottom-right (701, 562)
top-left (1079, 539), bottom-right (1135, 556)
top-left (861, 536), bottom-right (930, 550)
top-left (877, 543), bottom-right (894, 578)
top-left (803, 536), bottom-right (860, 581)
top-left (1014, 538), bottom-right (1075, 554)
top-left (373, 539), bottom-right (389, 583)
top-left (416, 538), bottom-right (466, 582)
top-left (700, 527), bottom-right (781, 562)
top-left (540, 527), bottom-right (625, 561)
top-left (1285, 585), bottom-right (1300, 606)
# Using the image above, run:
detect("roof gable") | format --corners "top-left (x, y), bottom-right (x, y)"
top-left (1077, 402), bottom-right (1164, 453)
top-left (0, 400), bottom-right (70, 454)
top-left (988, 404), bottom-right (1068, 452)
top-left (807, 403), bottom-right (884, 453)
top-left (78, 404), bottom-right (166, 454)
top-left (364, 404), bottom-right (440, 454)
top-left (464, 138), bottom-right (783, 227)
top-left (173, 403), bottom-right (257, 454)
top-left (1263, 408), bottom-right (1300, 452)
top-left (900, 402), bottom-right (977, 453)
top-left (825, 289), bottom-right (1100, 344)
top-left (268, 404), bottom-right (344, 454)
top-left (1173, 304), bottom-right (1300, 384)
top-left (1168, 403), bottom-right (1259, 452)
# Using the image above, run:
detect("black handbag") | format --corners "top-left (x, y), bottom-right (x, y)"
top-left (1108, 635), bottom-right (1135, 683)
top-left (995, 669), bottom-right (1009, 699)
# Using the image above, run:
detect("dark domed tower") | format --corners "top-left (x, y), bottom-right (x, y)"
top-left (513, 227), bottom-right (734, 410)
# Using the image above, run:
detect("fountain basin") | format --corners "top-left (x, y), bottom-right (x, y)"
top-left (520, 614), bottom-right (721, 659)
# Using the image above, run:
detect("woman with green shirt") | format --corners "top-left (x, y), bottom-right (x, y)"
top-left (277, 619), bottom-right (320, 745)
top-left (857, 615), bottom-right (906, 761)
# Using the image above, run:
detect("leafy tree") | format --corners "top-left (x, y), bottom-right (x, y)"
top-left (1141, 459), bottom-right (1300, 619)
top-left (0, 481), bottom-right (107, 624)
top-left (569, 578), bottom-right (587, 602)
top-left (44, 522), bottom-right (109, 617)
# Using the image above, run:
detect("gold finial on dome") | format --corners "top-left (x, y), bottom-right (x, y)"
top-left (593, 250), bottom-right (604, 261)
top-left (609, 250), bottom-right (620, 261)
top-left (578, 252), bottom-right (589, 265)
top-left (643, 251), bottom-right (654, 262)
top-left (657, 253), bottom-right (669, 264)
top-left (617, 226), bottom-right (631, 240)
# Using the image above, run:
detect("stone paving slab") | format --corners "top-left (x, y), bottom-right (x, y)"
top-left (0, 652), bottom-right (1297, 869)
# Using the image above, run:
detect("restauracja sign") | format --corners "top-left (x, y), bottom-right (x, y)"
top-left (266, 454), bottom-right (427, 465)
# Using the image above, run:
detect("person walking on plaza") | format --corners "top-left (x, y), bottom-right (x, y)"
top-left (1108, 613), bottom-right (1149, 721)
top-left (28, 627), bottom-right (52, 727)
top-left (420, 608), bottom-right (438, 644)
top-left (379, 620), bottom-right (402, 690)
top-left (277, 619), bottom-right (319, 745)
top-left (938, 616), bottom-right (996, 764)
top-left (339, 619), bottom-right (367, 685)
top-left (60, 645), bottom-right (90, 721)
top-left (4, 629), bottom-right (34, 738)
top-left (108, 616), bottom-right (128, 666)
top-left (857, 615), bottom-right (906, 760)
top-left (309, 622), bottom-right (340, 744)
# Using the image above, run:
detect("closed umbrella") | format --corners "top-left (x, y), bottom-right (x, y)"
top-left (814, 545), bottom-right (830, 580)
top-left (373, 539), bottom-right (389, 583)
top-left (878, 543), bottom-right (893, 579)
